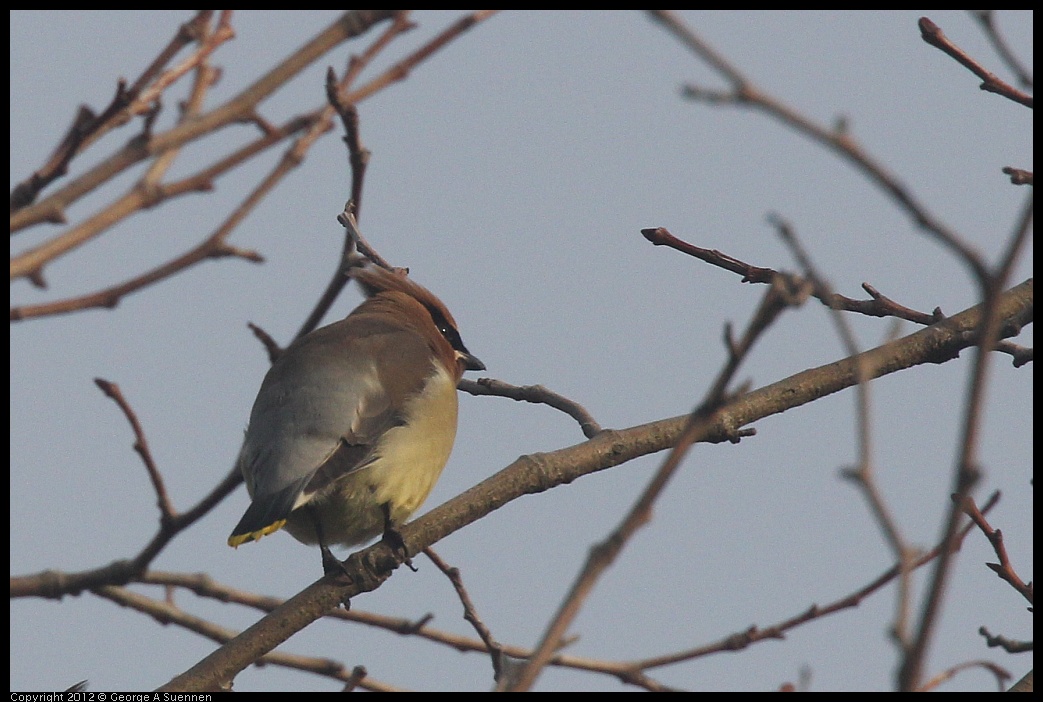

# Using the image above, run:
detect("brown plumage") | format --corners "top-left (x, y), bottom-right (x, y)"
top-left (228, 264), bottom-right (483, 570)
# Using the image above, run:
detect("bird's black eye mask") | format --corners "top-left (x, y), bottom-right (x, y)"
top-left (427, 306), bottom-right (467, 353)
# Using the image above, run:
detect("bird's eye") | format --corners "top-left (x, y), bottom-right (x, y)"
top-left (429, 308), bottom-right (466, 352)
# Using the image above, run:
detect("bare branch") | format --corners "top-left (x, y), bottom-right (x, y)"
top-left (970, 11), bottom-right (1034, 90)
top-left (10, 10), bottom-right (397, 235)
top-left (631, 492), bottom-right (1001, 671)
top-left (460, 377), bottom-right (603, 438)
top-left (919, 16), bottom-right (1033, 108)
top-left (93, 379), bottom-right (175, 520)
top-left (955, 494), bottom-right (1034, 604)
top-left (425, 548), bottom-right (506, 682)
top-left (648, 11), bottom-right (993, 283)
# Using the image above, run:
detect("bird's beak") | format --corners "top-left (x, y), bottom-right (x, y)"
top-left (458, 351), bottom-right (486, 372)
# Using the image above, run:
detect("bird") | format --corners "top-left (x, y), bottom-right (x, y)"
top-left (228, 261), bottom-right (484, 575)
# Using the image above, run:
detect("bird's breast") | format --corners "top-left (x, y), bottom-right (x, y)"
top-left (367, 362), bottom-right (461, 515)
top-left (291, 362), bottom-right (462, 547)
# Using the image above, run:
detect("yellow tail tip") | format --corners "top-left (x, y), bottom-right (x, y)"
top-left (227, 519), bottom-right (287, 548)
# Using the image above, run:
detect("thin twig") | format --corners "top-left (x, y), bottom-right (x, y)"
top-left (289, 12), bottom-right (411, 340)
top-left (9, 11), bottom-right (226, 213)
top-left (970, 11), bottom-right (1033, 90)
top-left (461, 377), bottom-right (603, 438)
top-left (631, 492), bottom-right (1000, 671)
top-left (918, 659), bottom-right (1011, 692)
top-left (92, 585), bottom-right (399, 691)
top-left (647, 11), bottom-right (991, 283)
top-left (955, 494), bottom-right (1034, 604)
top-left (978, 626), bottom-right (1033, 654)
top-left (505, 272), bottom-right (797, 691)
top-left (642, 226), bottom-right (1030, 363)
top-left (424, 548), bottom-right (506, 682)
top-left (768, 213), bottom-right (918, 651)
top-left (9, 463), bottom-right (244, 599)
top-left (919, 16), bottom-right (1033, 107)
top-left (11, 11), bottom-right (397, 234)
top-left (899, 192), bottom-right (1033, 691)
top-left (92, 379), bottom-right (174, 520)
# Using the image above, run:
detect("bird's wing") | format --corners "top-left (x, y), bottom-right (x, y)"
top-left (229, 316), bottom-right (433, 544)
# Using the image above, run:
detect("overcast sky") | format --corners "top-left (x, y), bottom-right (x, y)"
top-left (10, 11), bottom-right (1033, 692)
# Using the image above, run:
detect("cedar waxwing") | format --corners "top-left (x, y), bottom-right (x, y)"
top-left (228, 263), bottom-right (484, 572)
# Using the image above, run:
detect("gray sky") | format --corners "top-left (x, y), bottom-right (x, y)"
top-left (10, 11), bottom-right (1033, 692)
